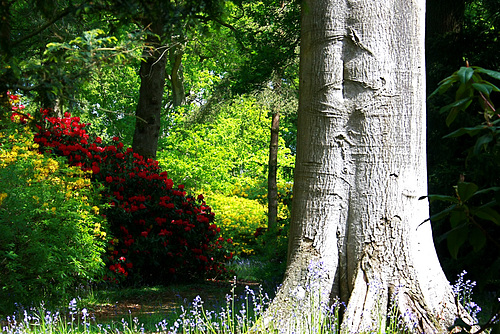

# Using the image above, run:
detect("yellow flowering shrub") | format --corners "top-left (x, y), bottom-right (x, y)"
top-left (0, 120), bottom-right (108, 313)
top-left (231, 180), bottom-right (293, 222)
top-left (206, 192), bottom-right (267, 256)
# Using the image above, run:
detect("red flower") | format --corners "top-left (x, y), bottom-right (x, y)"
top-left (106, 176), bottom-right (113, 183)
top-left (141, 231), bottom-right (149, 238)
top-left (197, 215), bottom-right (209, 223)
top-left (155, 217), bottom-right (167, 226)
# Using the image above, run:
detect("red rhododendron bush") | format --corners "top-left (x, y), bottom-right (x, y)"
top-left (30, 108), bottom-right (232, 285)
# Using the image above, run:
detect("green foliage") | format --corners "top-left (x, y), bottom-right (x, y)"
top-left (157, 95), bottom-right (295, 194)
top-left (0, 120), bottom-right (107, 314)
top-left (428, 66), bottom-right (500, 290)
top-left (77, 63), bottom-right (140, 146)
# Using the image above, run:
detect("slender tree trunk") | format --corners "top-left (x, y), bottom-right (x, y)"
top-left (132, 27), bottom-right (167, 160)
top-left (260, 0), bottom-right (467, 332)
top-left (268, 107), bottom-right (280, 232)
top-left (169, 44), bottom-right (186, 108)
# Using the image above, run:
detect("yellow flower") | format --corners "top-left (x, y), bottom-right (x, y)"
top-left (0, 193), bottom-right (7, 206)
top-left (51, 207), bottom-right (56, 213)
top-left (92, 206), bottom-right (100, 215)
top-left (75, 178), bottom-right (87, 188)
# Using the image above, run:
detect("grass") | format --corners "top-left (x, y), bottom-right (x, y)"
top-left (1, 279), bottom-right (273, 334)
top-left (1, 267), bottom-right (496, 334)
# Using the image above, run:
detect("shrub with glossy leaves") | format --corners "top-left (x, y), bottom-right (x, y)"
top-left (30, 109), bottom-right (231, 285)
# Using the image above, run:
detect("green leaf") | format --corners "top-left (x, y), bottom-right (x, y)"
top-left (474, 206), bottom-right (500, 226)
top-left (482, 80), bottom-right (500, 92)
top-left (450, 210), bottom-right (467, 228)
top-left (439, 97), bottom-right (472, 114)
top-left (457, 182), bottom-right (478, 202)
top-left (427, 194), bottom-right (459, 203)
top-left (473, 133), bottom-right (493, 155)
top-left (428, 76), bottom-right (456, 99)
top-left (472, 82), bottom-right (494, 95)
top-left (430, 204), bottom-right (457, 221)
top-left (5, 251), bottom-right (18, 260)
top-left (475, 186), bottom-right (500, 195)
top-left (469, 228), bottom-right (487, 252)
top-left (457, 66), bottom-right (474, 84)
top-left (447, 226), bottom-right (468, 259)
top-left (446, 108), bottom-right (460, 127)
top-left (455, 81), bottom-right (474, 100)
top-left (443, 126), bottom-right (484, 138)
top-left (476, 67), bottom-right (500, 81)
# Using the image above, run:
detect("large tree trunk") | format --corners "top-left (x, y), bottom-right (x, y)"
top-left (132, 26), bottom-right (167, 160)
top-left (261, 0), bottom-right (466, 332)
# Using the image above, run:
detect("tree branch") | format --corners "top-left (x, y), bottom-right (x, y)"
top-left (12, 5), bottom-right (81, 46)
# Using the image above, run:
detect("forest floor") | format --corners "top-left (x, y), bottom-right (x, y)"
top-left (88, 279), bottom-right (263, 324)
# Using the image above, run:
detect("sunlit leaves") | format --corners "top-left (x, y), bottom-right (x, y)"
top-left (157, 96), bottom-right (295, 194)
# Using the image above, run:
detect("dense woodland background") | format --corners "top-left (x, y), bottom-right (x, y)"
top-left (0, 0), bottom-right (499, 318)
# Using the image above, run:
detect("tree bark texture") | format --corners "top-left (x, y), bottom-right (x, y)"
top-left (132, 27), bottom-right (167, 160)
top-left (268, 109), bottom-right (280, 232)
top-left (261, 0), bottom-right (465, 332)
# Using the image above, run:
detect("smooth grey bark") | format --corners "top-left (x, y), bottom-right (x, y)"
top-left (259, 0), bottom-right (468, 332)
